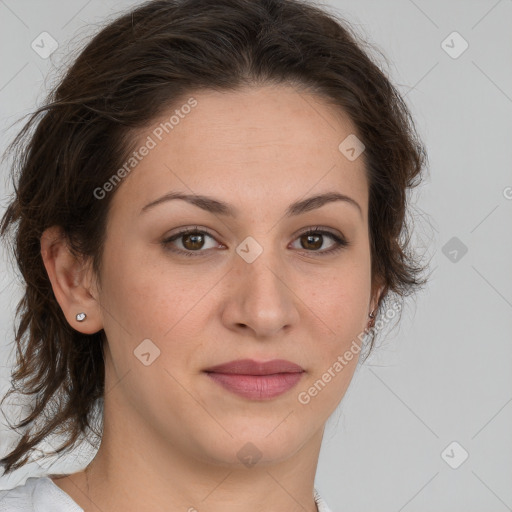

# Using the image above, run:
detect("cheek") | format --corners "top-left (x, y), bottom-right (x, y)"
top-left (295, 322), bottom-right (362, 419)
top-left (98, 253), bottom-right (201, 399)
top-left (99, 235), bottom-right (173, 326)
top-left (297, 269), bottom-right (369, 414)
top-left (311, 261), bottom-right (371, 333)
top-left (100, 252), bottom-right (221, 371)
top-left (301, 262), bottom-right (370, 403)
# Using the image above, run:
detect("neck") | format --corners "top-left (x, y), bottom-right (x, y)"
top-left (51, 369), bottom-right (324, 512)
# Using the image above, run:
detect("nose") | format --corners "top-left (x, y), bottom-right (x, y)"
top-left (220, 248), bottom-right (300, 339)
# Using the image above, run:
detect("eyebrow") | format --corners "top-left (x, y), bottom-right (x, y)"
top-left (140, 191), bottom-right (363, 219)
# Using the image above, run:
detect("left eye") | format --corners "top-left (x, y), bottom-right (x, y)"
top-left (161, 226), bottom-right (349, 257)
top-left (290, 228), bottom-right (348, 254)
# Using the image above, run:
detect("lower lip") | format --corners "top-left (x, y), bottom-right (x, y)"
top-left (204, 372), bottom-right (304, 400)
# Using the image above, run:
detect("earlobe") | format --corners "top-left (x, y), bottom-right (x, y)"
top-left (40, 226), bottom-right (103, 335)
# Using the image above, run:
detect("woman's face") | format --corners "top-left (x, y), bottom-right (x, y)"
top-left (93, 84), bottom-right (376, 466)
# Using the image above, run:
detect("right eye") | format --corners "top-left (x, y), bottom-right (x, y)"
top-left (161, 227), bottom-right (222, 257)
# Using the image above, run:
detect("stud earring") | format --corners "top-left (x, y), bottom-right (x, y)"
top-left (76, 312), bottom-right (87, 322)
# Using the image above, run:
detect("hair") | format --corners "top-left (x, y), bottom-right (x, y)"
top-left (0, 0), bottom-right (430, 475)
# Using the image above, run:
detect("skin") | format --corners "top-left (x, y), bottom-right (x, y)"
top-left (40, 84), bottom-right (383, 512)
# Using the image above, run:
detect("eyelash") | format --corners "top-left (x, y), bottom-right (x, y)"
top-left (161, 225), bottom-right (349, 258)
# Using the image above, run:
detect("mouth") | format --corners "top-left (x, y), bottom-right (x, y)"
top-left (203, 359), bottom-right (305, 400)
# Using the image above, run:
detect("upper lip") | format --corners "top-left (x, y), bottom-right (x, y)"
top-left (204, 359), bottom-right (304, 375)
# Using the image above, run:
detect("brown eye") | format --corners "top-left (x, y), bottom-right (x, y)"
top-left (161, 227), bottom-right (220, 257)
top-left (300, 233), bottom-right (323, 250)
top-left (181, 232), bottom-right (206, 250)
top-left (161, 226), bottom-right (349, 258)
top-left (291, 227), bottom-right (349, 255)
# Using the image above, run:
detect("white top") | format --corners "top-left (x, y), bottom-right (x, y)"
top-left (0, 476), bottom-right (334, 512)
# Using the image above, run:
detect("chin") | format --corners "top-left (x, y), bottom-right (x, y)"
top-left (189, 417), bottom-right (315, 468)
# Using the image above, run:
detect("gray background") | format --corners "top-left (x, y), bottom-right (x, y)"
top-left (0, 1), bottom-right (511, 511)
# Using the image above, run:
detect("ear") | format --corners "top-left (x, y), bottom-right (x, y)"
top-left (370, 279), bottom-right (386, 314)
top-left (40, 226), bottom-right (103, 335)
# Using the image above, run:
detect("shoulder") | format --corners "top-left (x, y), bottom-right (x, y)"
top-left (0, 476), bottom-right (83, 512)
top-left (0, 476), bottom-right (39, 512)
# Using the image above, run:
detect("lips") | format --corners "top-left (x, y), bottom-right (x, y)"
top-left (204, 358), bottom-right (304, 375)
top-left (203, 359), bottom-right (305, 400)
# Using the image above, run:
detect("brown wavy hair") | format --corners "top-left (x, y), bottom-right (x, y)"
top-left (0, 0), bottom-right (430, 475)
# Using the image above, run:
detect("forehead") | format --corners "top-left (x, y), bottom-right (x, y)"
top-left (110, 84), bottom-right (368, 220)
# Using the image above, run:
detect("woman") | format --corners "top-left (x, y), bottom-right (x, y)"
top-left (0, 0), bottom-right (429, 510)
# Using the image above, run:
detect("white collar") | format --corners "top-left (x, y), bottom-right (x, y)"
top-left (314, 487), bottom-right (334, 512)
